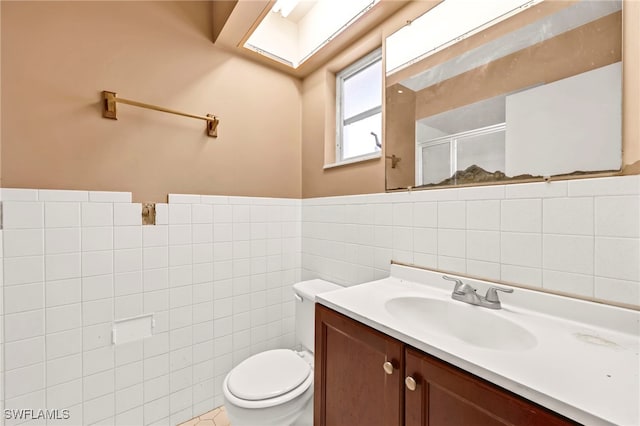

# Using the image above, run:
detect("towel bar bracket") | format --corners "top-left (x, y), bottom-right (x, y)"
top-left (103, 91), bottom-right (118, 120)
top-left (206, 114), bottom-right (219, 138)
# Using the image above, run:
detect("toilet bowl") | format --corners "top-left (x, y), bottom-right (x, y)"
top-left (222, 279), bottom-right (341, 426)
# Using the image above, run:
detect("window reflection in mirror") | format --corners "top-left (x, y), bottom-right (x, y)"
top-left (384, 0), bottom-right (622, 190)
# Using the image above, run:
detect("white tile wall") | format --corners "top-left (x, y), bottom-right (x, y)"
top-left (301, 176), bottom-right (640, 307)
top-left (1, 179), bottom-right (637, 425)
top-left (1, 190), bottom-right (300, 426)
top-left (595, 195), bottom-right (640, 237)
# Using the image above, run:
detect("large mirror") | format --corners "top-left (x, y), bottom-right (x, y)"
top-left (384, 0), bottom-right (622, 190)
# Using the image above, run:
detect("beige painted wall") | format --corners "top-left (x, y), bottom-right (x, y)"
top-left (1, 1), bottom-right (301, 202)
top-left (301, 31), bottom-right (386, 198)
top-left (212, 0), bottom-right (238, 43)
top-left (385, 83), bottom-right (415, 190)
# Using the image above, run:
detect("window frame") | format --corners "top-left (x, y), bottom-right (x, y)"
top-left (416, 123), bottom-right (506, 186)
top-left (335, 48), bottom-right (383, 164)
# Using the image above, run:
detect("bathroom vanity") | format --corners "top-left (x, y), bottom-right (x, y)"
top-left (313, 265), bottom-right (639, 426)
top-left (314, 305), bottom-right (575, 425)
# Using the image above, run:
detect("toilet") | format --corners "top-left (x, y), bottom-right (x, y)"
top-left (222, 279), bottom-right (342, 426)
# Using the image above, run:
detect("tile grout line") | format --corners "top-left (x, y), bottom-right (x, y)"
top-left (539, 198), bottom-right (544, 290)
top-left (78, 204), bottom-right (86, 425)
top-left (1, 206), bottom-right (4, 426)
top-left (592, 195), bottom-right (596, 299)
top-left (111, 203), bottom-right (116, 425)
top-left (497, 200), bottom-right (502, 282)
top-left (43, 203), bottom-right (48, 423)
top-left (188, 205), bottom-right (194, 422)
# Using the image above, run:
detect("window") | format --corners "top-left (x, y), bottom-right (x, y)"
top-left (336, 48), bottom-right (382, 163)
top-left (417, 124), bottom-right (506, 186)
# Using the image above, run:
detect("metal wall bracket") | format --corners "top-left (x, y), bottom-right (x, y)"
top-left (142, 203), bottom-right (156, 225)
top-left (386, 154), bottom-right (401, 168)
top-left (102, 91), bottom-right (118, 120)
top-left (207, 114), bottom-right (219, 138)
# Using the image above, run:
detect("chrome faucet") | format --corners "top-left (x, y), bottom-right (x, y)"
top-left (444, 275), bottom-right (482, 304)
top-left (443, 276), bottom-right (513, 309)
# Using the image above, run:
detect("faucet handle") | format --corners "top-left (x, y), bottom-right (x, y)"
top-left (485, 286), bottom-right (514, 303)
top-left (443, 275), bottom-right (473, 294)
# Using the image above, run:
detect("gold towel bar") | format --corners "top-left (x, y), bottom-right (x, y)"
top-left (102, 90), bottom-right (219, 137)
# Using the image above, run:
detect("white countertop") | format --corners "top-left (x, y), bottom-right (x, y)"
top-left (317, 264), bottom-right (640, 426)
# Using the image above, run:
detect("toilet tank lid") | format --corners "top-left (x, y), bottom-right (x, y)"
top-left (293, 279), bottom-right (342, 301)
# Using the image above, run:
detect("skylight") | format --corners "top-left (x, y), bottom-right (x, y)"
top-left (244, 0), bottom-right (380, 69)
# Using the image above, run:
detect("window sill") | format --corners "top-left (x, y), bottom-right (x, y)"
top-left (323, 152), bottom-right (382, 170)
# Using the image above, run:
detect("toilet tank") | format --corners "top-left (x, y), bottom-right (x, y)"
top-left (293, 279), bottom-right (342, 353)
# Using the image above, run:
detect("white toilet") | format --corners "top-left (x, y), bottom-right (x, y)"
top-left (222, 279), bottom-right (342, 426)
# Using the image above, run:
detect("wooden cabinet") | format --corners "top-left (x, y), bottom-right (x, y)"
top-left (404, 347), bottom-right (578, 426)
top-left (315, 305), bottom-right (579, 426)
top-left (314, 304), bottom-right (404, 426)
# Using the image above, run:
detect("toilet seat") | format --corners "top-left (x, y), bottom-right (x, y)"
top-left (223, 349), bottom-right (314, 409)
top-left (228, 349), bottom-right (311, 401)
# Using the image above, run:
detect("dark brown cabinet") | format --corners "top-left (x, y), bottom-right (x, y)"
top-left (404, 347), bottom-right (578, 426)
top-left (314, 304), bottom-right (404, 426)
top-left (315, 305), bottom-right (579, 426)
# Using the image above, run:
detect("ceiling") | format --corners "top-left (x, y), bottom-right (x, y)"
top-left (212, 0), bottom-right (409, 78)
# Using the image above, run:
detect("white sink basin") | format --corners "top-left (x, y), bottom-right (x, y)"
top-left (384, 296), bottom-right (537, 351)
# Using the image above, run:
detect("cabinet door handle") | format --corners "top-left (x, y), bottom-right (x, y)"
top-left (405, 376), bottom-right (417, 391)
top-left (383, 361), bottom-right (394, 375)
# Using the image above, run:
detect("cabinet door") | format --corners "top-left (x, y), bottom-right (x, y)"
top-left (314, 304), bottom-right (404, 426)
top-left (404, 348), bottom-right (579, 426)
